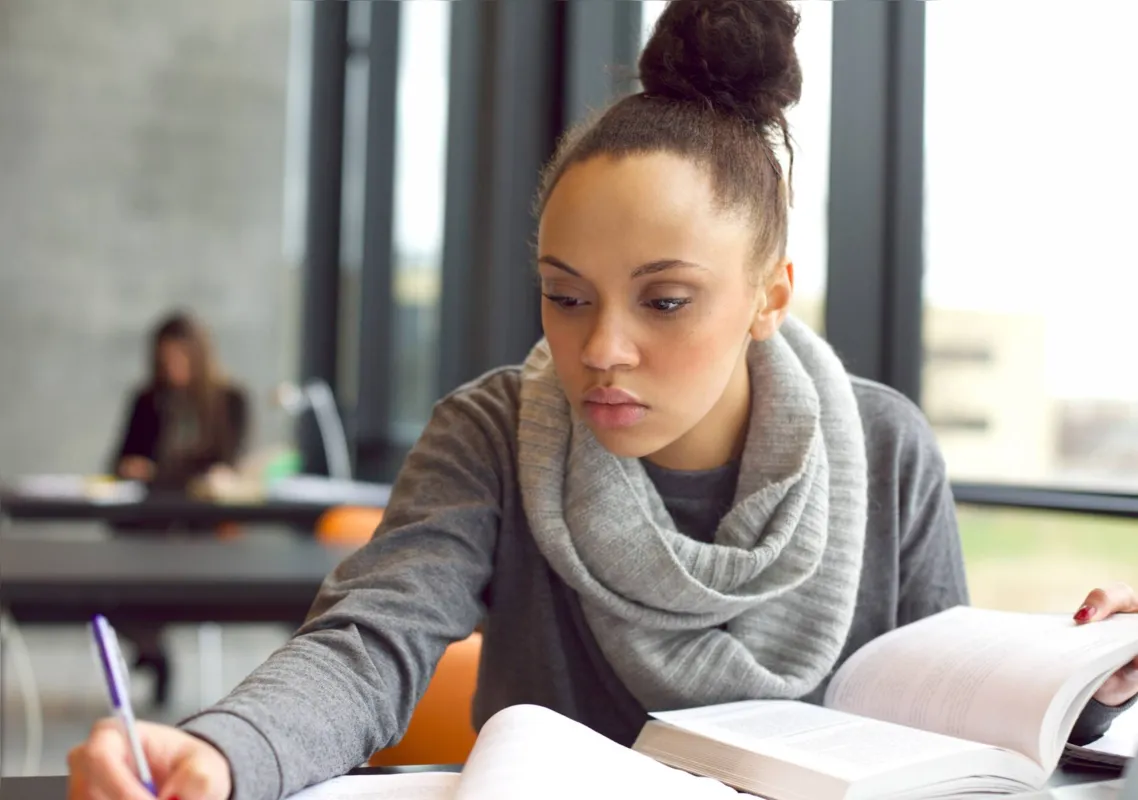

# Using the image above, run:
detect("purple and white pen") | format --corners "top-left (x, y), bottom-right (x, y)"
top-left (90, 614), bottom-right (157, 796)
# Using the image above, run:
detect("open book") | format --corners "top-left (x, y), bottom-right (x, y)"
top-left (1065, 704), bottom-right (1138, 771)
top-left (633, 606), bottom-right (1138, 800)
top-left (288, 703), bottom-right (742, 799)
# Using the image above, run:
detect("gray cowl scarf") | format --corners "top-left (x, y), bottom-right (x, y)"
top-left (517, 316), bottom-right (868, 712)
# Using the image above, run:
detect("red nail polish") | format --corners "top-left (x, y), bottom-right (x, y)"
top-left (1075, 605), bottom-right (1093, 622)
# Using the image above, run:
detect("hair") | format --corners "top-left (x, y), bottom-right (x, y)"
top-left (147, 310), bottom-right (232, 454)
top-left (538, 0), bottom-right (802, 271)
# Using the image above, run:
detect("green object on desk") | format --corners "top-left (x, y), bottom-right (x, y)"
top-left (263, 449), bottom-right (302, 484)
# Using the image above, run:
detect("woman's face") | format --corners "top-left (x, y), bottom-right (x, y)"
top-left (537, 152), bottom-right (792, 470)
top-left (158, 339), bottom-right (193, 389)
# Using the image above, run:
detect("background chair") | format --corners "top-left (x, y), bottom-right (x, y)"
top-left (369, 632), bottom-right (482, 767)
top-left (315, 505), bottom-right (385, 547)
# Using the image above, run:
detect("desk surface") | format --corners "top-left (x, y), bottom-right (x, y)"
top-left (0, 767), bottom-right (458, 800)
top-left (0, 767), bottom-right (1116, 800)
top-left (0, 537), bottom-right (352, 624)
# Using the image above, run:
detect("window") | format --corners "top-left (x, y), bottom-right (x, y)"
top-left (958, 505), bottom-right (1138, 613)
top-left (925, 5), bottom-right (1138, 611)
top-left (332, 1), bottom-right (451, 453)
top-left (639, 1), bottom-right (832, 334)
top-left (924, 3), bottom-right (1138, 492)
top-left (389, 0), bottom-right (452, 442)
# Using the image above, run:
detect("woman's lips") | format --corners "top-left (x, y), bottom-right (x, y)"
top-left (582, 386), bottom-right (648, 429)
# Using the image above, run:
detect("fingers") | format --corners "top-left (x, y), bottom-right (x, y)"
top-left (1093, 656), bottom-right (1138, 707)
top-left (1075, 582), bottom-right (1138, 623)
top-left (67, 720), bottom-right (156, 800)
top-left (158, 755), bottom-right (232, 800)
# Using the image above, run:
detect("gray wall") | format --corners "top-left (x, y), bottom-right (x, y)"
top-left (0, 0), bottom-right (297, 475)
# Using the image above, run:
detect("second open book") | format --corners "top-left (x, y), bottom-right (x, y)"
top-left (291, 606), bottom-right (1138, 800)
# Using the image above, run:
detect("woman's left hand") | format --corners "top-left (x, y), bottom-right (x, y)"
top-left (1075, 582), bottom-right (1138, 706)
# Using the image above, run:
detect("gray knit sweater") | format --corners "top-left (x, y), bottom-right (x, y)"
top-left (180, 368), bottom-right (1124, 800)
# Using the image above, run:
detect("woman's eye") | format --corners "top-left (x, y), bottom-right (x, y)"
top-left (542, 293), bottom-right (588, 310)
top-left (644, 298), bottom-right (692, 314)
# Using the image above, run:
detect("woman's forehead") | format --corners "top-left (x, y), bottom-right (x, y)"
top-left (538, 153), bottom-right (753, 265)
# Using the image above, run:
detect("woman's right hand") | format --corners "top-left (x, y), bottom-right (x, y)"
top-left (68, 718), bottom-right (232, 800)
top-left (117, 456), bottom-right (155, 482)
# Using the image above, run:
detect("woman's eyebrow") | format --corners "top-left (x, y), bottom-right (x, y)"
top-left (537, 255), bottom-right (580, 276)
top-left (538, 255), bottom-right (707, 278)
top-left (630, 259), bottom-right (707, 278)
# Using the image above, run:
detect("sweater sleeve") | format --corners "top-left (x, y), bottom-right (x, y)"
top-left (891, 404), bottom-right (971, 626)
top-left (180, 385), bottom-right (507, 800)
top-left (111, 390), bottom-right (159, 468)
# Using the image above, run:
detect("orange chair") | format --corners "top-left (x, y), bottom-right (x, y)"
top-left (315, 505), bottom-right (385, 547)
top-left (369, 633), bottom-right (483, 766)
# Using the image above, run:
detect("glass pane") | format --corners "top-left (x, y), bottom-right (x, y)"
top-left (389, 0), bottom-right (452, 441)
top-left (924, 4), bottom-right (1138, 489)
top-left (0, 0), bottom-right (296, 476)
top-left (637, 1), bottom-right (831, 335)
top-left (959, 506), bottom-right (1138, 613)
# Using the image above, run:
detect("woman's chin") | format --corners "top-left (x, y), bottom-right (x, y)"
top-left (586, 424), bottom-right (668, 461)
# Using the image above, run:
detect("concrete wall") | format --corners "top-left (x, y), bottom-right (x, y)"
top-left (0, 0), bottom-right (297, 475)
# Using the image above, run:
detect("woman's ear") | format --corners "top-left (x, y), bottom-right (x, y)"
top-left (749, 260), bottom-right (794, 341)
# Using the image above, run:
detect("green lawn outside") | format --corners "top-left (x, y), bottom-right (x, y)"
top-left (959, 507), bottom-right (1138, 561)
top-left (956, 506), bottom-right (1138, 612)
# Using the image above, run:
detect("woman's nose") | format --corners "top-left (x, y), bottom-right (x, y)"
top-left (581, 312), bottom-right (639, 372)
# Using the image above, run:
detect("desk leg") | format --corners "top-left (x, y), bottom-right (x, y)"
top-left (197, 623), bottom-right (224, 710)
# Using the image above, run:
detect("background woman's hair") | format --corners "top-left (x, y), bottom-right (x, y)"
top-left (147, 310), bottom-right (233, 453)
top-left (537, 0), bottom-right (802, 269)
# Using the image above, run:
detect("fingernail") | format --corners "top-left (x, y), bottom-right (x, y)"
top-left (1075, 605), bottom-right (1094, 622)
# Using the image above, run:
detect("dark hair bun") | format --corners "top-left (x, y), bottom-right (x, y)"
top-left (639, 0), bottom-right (802, 127)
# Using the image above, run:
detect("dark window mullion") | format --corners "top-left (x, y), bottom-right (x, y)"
top-left (298, 2), bottom-right (348, 476)
top-left (825, 1), bottom-right (925, 405)
top-left (353, 1), bottom-right (401, 481)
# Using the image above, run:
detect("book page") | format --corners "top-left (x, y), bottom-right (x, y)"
top-left (454, 704), bottom-right (742, 800)
top-left (647, 700), bottom-right (1022, 784)
top-left (1064, 703), bottom-right (1138, 767)
top-left (824, 607), bottom-right (1138, 768)
top-left (286, 772), bottom-right (460, 800)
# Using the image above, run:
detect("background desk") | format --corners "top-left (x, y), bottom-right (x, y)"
top-left (0, 490), bottom-right (338, 531)
top-left (0, 537), bottom-right (353, 624)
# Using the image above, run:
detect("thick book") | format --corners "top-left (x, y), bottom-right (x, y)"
top-left (1064, 704), bottom-right (1138, 771)
top-left (632, 606), bottom-right (1138, 800)
top-left (288, 703), bottom-right (743, 799)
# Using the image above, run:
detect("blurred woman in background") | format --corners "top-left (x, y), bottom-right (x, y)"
top-left (109, 310), bottom-right (249, 705)
top-left (113, 311), bottom-right (248, 490)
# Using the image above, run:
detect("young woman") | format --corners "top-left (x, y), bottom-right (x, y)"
top-left (108, 310), bottom-right (249, 706)
top-left (70, 3), bottom-right (1137, 798)
top-left (112, 311), bottom-right (248, 491)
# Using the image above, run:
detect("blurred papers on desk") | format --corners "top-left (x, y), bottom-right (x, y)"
top-left (9, 474), bottom-right (145, 504)
top-left (265, 475), bottom-right (391, 507)
top-left (6, 473), bottom-right (390, 509)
